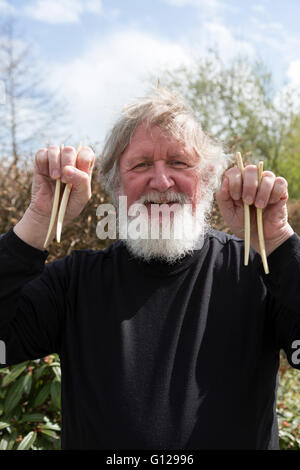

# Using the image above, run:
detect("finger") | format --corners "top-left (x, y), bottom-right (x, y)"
top-left (254, 171), bottom-right (276, 208)
top-left (76, 146), bottom-right (95, 177)
top-left (48, 145), bottom-right (61, 179)
top-left (216, 176), bottom-right (231, 202)
top-left (268, 177), bottom-right (288, 205)
top-left (242, 165), bottom-right (259, 204)
top-left (225, 167), bottom-right (243, 201)
top-left (61, 146), bottom-right (78, 183)
top-left (215, 176), bottom-right (239, 213)
top-left (35, 148), bottom-right (49, 176)
top-left (61, 166), bottom-right (90, 195)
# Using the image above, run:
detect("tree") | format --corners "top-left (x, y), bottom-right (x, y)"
top-left (277, 115), bottom-right (300, 198)
top-left (159, 51), bottom-right (300, 197)
top-left (0, 18), bottom-right (68, 170)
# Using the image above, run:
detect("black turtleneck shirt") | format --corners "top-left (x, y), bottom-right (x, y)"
top-left (1, 226), bottom-right (300, 450)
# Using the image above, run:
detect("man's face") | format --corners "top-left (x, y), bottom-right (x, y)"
top-left (117, 121), bottom-right (211, 263)
top-left (119, 122), bottom-right (202, 212)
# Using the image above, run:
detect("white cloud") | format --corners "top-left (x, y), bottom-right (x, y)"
top-left (251, 4), bottom-right (265, 13)
top-left (41, 17), bottom-right (256, 146)
top-left (248, 18), bottom-right (300, 66)
top-left (45, 30), bottom-right (195, 145)
top-left (24, 0), bottom-right (103, 24)
top-left (0, 0), bottom-right (16, 14)
top-left (273, 61), bottom-right (300, 115)
top-left (166, 0), bottom-right (222, 7)
top-left (85, 0), bottom-right (103, 14)
top-left (287, 60), bottom-right (300, 85)
top-left (251, 17), bottom-right (283, 32)
top-left (164, 0), bottom-right (237, 14)
top-left (197, 21), bottom-right (255, 60)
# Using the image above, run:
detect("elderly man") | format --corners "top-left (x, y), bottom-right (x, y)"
top-left (0, 87), bottom-right (299, 450)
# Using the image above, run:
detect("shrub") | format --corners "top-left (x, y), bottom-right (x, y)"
top-left (277, 351), bottom-right (300, 450)
top-left (0, 354), bottom-right (61, 450)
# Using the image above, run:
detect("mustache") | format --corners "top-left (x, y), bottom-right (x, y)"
top-left (134, 191), bottom-right (189, 205)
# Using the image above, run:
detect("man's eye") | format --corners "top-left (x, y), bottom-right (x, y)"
top-left (170, 161), bottom-right (188, 167)
top-left (133, 162), bottom-right (149, 169)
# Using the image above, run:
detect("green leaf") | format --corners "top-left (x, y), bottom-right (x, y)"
top-left (3, 375), bottom-right (27, 414)
top-left (35, 436), bottom-right (55, 450)
top-left (23, 374), bottom-right (32, 395)
top-left (0, 421), bottom-right (10, 430)
top-left (50, 381), bottom-right (61, 409)
top-left (33, 383), bottom-right (50, 407)
top-left (52, 366), bottom-right (61, 382)
top-left (7, 440), bottom-right (16, 450)
top-left (49, 362), bottom-right (61, 367)
top-left (33, 365), bottom-right (48, 381)
top-left (2, 363), bottom-right (27, 387)
top-left (0, 434), bottom-right (16, 450)
top-left (0, 437), bottom-right (8, 450)
top-left (40, 429), bottom-right (55, 437)
top-left (2, 405), bottom-right (21, 424)
top-left (3, 432), bottom-right (18, 449)
top-left (17, 431), bottom-right (37, 450)
top-left (41, 422), bottom-right (60, 431)
top-left (40, 429), bottom-right (59, 442)
top-left (19, 413), bottom-right (46, 423)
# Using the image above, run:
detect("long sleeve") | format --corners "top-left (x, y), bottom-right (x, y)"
top-left (0, 227), bottom-right (73, 365)
top-left (259, 232), bottom-right (300, 369)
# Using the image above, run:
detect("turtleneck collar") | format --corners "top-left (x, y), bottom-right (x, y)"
top-left (118, 235), bottom-right (210, 277)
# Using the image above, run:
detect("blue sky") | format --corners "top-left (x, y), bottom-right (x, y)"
top-left (1, 0), bottom-right (300, 146)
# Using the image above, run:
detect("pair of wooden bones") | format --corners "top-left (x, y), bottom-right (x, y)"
top-left (236, 152), bottom-right (269, 274)
top-left (43, 143), bottom-right (82, 249)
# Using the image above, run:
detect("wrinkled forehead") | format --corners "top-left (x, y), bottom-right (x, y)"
top-left (122, 122), bottom-right (197, 161)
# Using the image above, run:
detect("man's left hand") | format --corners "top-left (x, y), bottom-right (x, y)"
top-left (215, 164), bottom-right (294, 256)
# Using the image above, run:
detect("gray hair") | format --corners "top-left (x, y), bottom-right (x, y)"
top-left (98, 86), bottom-right (232, 204)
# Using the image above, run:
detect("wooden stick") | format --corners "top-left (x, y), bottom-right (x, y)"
top-left (235, 152), bottom-right (250, 266)
top-left (43, 144), bottom-right (64, 249)
top-left (257, 161), bottom-right (269, 274)
top-left (56, 142), bottom-right (82, 243)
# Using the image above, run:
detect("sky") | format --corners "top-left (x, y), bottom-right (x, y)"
top-left (1, 0), bottom-right (300, 149)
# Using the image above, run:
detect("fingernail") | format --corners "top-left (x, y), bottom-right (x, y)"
top-left (244, 196), bottom-right (252, 204)
top-left (256, 199), bottom-right (265, 208)
top-left (52, 170), bottom-right (60, 178)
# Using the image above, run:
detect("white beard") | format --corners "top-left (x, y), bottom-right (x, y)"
top-left (117, 190), bottom-right (212, 264)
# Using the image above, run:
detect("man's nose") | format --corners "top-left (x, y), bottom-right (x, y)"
top-left (149, 162), bottom-right (175, 192)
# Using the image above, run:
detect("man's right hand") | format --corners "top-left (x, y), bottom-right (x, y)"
top-left (14, 145), bottom-right (95, 251)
